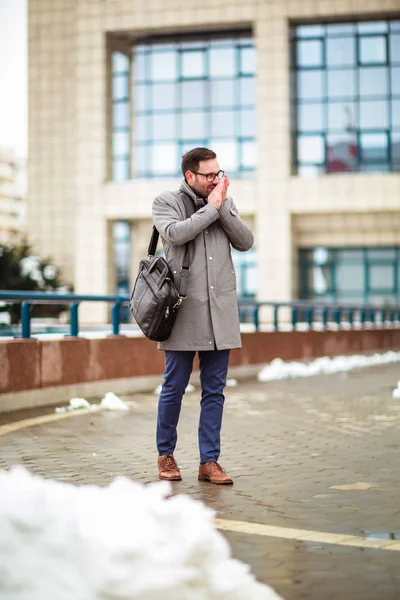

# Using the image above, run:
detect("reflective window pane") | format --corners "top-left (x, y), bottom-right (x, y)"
top-left (112, 132), bottom-right (130, 156)
top-left (296, 39), bottom-right (323, 67)
top-left (210, 140), bottom-right (239, 171)
top-left (211, 79), bottom-right (235, 107)
top-left (360, 132), bottom-right (388, 162)
top-left (134, 84), bottom-right (148, 112)
top-left (327, 70), bottom-right (355, 98)
top-left (326, 37), bottom-right (355, 67)
top-left (326, 23), bottom-right (354, 36)
top-left (359, 66), bottom-right (388, 96)
top-left (113, 102), bottom-right (130, 128)
top-left (359, 36), bottom-right (387, 64)
top-left (151, 143), bottom-right (178, 175)
top-left (151, 51), bottom-right (177, 81)
top-left (181, 112), bottom-right (207, 140)
top-left (336, 264), bottom-right (364, 292)
top-left (297, 70), bottom-right (324, 100)
top-left (358, 22), bottom-right (387, 34)
top-left (241, 140), bottom-right (257, 169)
top-left (367, 248), bottom-right (396, 259)
top-left (391, 21), bottom-right (400, 32)
top-left (327, 134), bottom-right (357, 172)
top-left (393, 134), bottom-right (400, 171)
top-left (151, 113), bottom-right (176, 141)
top-left (327, 102), bottom-right (356, 130)
top-left (180, 80), bottom-right (206, 109)
top-left (359, 100), bottom-right (389, 128)
top-left (112, 159), bottom-right (130, 181)
top-left (391, 67), bottom-right (400, 94)
top-left (134, 144), bottom-right (149, 176)
top-left (298, 103), bottom-right (324, 131)
top-left (240, 47), bottom-right (256, 75)
top-left (240, 109), bottom-right (255, 137)
top-left (181, 50), bottom-right (205, 78)
top-left (369, 264), bottom-right (394, 289)
top-left (151, 83), bottom-right (176, 110)
top-left (297, 135), bottom-right (325, 163)
top-left (112, 52), bottom-right (129, 74)
top-left (134, 115), bottom-right (149, 142)
top-left (297, 25), bottom-right (325, 38)
top-left (211, 110), bottom-right (236, 137)
top-left (209, 47), bottom-right (236, 77)
top-left (134, 51), bottom-right (146, 82)
top-left (112, 75), bottom-right (129, 100)
top-left (392, 100), bottom-right (400, 128)
top-left (240, 77), bottom-right (255, 106)
top-left (390, 34), bottom-right (400, 63)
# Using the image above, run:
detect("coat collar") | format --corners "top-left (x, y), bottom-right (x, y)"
top-left (179, 180), bottom-right (207, 208)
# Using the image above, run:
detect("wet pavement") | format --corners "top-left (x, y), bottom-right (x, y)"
top-left (1, 361), bottom-right (400, 599)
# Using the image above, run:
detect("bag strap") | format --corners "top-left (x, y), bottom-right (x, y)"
top-left (148, 191), bottom-right (197, 302)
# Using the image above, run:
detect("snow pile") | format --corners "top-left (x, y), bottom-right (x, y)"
top-left (392, 381), bottom-right (400, 400)
top-left (55, 397), bottom-right (94, 413)
top-left (258, 350), bottom-right (400, 382)
top-left (0, 468), bottom-right (282, 600)
top-left (100, 392), bottom-right (129, 411)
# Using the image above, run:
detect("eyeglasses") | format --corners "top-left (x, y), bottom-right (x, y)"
top-left (191, 170), bottom-right (225, 182)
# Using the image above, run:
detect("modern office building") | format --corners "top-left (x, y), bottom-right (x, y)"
top-left (0, 149), bottom-right (26, 245)
top-left (28, 0), bottom-right (400, 322)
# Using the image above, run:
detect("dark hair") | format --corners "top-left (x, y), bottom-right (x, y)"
top-left (181, 147), bottom-right (216, 177)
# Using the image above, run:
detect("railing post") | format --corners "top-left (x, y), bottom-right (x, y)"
top-left (360, 309), bottom-right (366, 327)
top-left (273, 305), bottom-right (278, 331)
top-left (112, 299), bottom-right (122, 335)
top-left (348, 309), bottom-right (354, 328)
top-left (253, 305), bottom-right (259, 331)
top-left (380, 309), bottom-right (386, 327)
top-left (370, 308), bottom-right (376, 327)
top-left (322, 307), bottom-right (328, 329)
top-left (21, 301), bottom-right (31, 339)
top-left (291, 307), bottom-right (297, 330)
top-left (335, 308), bottom-right (341, 327)
top-left (307, 308), bottom-right (313, 329)
top-left (69, 303), bottom-right (79, 337)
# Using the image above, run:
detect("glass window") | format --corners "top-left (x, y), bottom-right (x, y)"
top-left (298, 103), bottom-right (324, 132)
top-left (327, 70), bottom-right (355, 98)
top-left (211, 79), bottom-right (236, 107)
top-left (392, 100), bottom-right (400, 128)
top-left (392, 133), bottom-right (400, 171)
top-left (327, 134), bottom-right (357, 172)
top-left (112, 52), bottom-right (129, 73)
top-left (180, 80), bottom-right (206, 109)
top-left (391, 67), bottom-right (400, 94)
top-left (326, 37), bottom-right (355, 67)
top-left (360, 132), bottom-right (388, 162)
top-left (327, 101), bottom-right (356, 130)
top-left (112, 75), bottom-right (129, 100)
top-left (359, 36), bottom-right (387, 64)
top-left (240, 47), bottom-right (256, 74)
top-left (369, 264), bottom-right (394, 289)
top-left (297, 70), bottom-right (324, 100)
top-left (151, 51), bottom-right (177, 81)
top-left (297, 135), bottom-right (325, 163)
top-left (297, 25), bottom-right (325, 38)
top-left (112, 132), bottom-right (130, 156)
top-left (326, 23), bottom-right (354, 36)
top-left (131, 33), bottom-right (255, 178)
top-left (336, 263), bottom-right (364, 292)
top-left (359, 66), bottom-right (388, 96)
top-left (358, 22), bottom-right (387, 34)
top-left (209, 47), bottom-right (236, 77)
top-left (112, 159), bottom-right (130, 181)
top-left (390, 34), bottom-right (400, 62)
top-left (296, 39), bottom-right (324, 67)
top-left (359, 100), bottom-right (388, 129)
top-left (113, 102), bottom-right (130, 129)
top-left (181, 50), bottom-right (205, 78)
top-left (367, 248), bottom-right (397, 259)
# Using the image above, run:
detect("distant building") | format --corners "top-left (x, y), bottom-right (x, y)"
top-left (27, 1), bottom-right (400, 322)
top-left (0, 149), bottom-right (26, 245)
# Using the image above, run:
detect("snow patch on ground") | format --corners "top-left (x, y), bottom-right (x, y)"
top-left (0, 467), bottom-right (282, 600)
top-left (258, 351), bottom-right (400, 382)
top-left (392, 381), bottom-right (400, 399)
top-left (55, 393), bottom-right (129, 413)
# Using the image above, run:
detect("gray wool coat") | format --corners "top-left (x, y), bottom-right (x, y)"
top-left (152, 180), bottom-right (254, 351)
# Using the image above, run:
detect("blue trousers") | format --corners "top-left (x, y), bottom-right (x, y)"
top-left (157, 349), bottom-right (230, 464)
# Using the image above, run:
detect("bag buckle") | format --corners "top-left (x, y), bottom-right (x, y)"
top-left (173, 295), bottom-right (186, 310)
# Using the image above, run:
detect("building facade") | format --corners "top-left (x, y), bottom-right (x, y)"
top-left (28, 0), bottom-right (400, 323)
top-left (0, 149), bottom-right (26, 245)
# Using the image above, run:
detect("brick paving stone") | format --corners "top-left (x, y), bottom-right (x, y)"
top-left (1, 362), bottom-right (400, 599)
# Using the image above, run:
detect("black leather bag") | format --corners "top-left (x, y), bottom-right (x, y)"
top-left (129, 195), bottom-right (194, 342)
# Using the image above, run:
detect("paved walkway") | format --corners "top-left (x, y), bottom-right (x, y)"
top-left (1, 362), bottom-right (400, 600)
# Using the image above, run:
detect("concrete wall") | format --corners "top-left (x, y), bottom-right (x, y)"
top-left (1, 329), bottom-right (400, 412)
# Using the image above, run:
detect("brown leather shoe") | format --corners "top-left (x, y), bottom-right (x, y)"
top-left (158, 454), bottom-right (182, 481)
top-left (198, 461), bottom-right (233, 485)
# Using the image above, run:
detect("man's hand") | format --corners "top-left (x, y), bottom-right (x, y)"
top-left (207, 175), bottom-right (230, 210)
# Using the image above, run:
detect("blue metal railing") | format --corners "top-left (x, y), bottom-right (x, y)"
top-left (0, 290), bottom-right (399, 339)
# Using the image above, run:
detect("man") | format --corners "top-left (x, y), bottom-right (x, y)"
top-left (152, 147), bottom-right (254, 485)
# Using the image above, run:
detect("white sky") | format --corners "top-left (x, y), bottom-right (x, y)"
top-left (0, 0), bottom-right (27, 157)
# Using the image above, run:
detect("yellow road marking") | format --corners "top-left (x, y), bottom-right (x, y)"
top-left (1, 409), bottom-right (399, 553)
top-left (215, 518), bottom-right (400, 551)
top-left (0, 406), bottom-right (102, 437)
